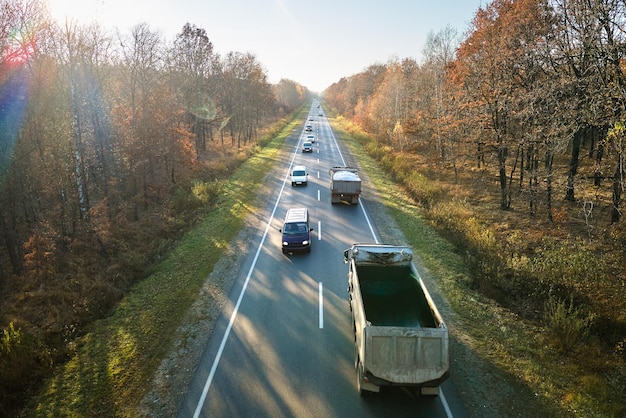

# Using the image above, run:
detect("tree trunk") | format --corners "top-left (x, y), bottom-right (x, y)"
top-left (70, 79), bottom-right (90, 220)
top-left (498, 144), bottom-right (509, 210)
top-left (529, 143), bottom-right (538, 216)
top-left (477, 141), bottom-right (485, 168)
top-left (565, 126), bottom-right (583, 201)
top-left (0, 210), bottom-right (23, 274)
top-left (595, 140), bottom-right (605, 187)
top-left (611, 151), bottom-right (624, 224)
top-left (519, 146), bottom-right (525, 188)
top-left (546, 149), bottom-right (554, 222)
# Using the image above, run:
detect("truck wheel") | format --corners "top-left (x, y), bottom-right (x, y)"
top-left (356, 360), bottom-right (370, 397)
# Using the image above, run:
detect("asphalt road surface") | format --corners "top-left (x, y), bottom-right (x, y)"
top-left (178, 102), bottom-right (469, 418)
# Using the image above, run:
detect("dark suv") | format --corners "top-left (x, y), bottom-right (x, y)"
top-left (280, 208), bottom-right (312, 254)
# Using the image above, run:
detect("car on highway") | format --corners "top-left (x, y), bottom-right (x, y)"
top-left (290, 165), bottom-right (308, 186)
top-left (280, 207), bottom-right (312, 254)
top-left (305, 124), bottom-right (313, 132)
top-left (302, 141), bottom-right (313, 153)
top-left (306, 134), bottom-right (315, 143)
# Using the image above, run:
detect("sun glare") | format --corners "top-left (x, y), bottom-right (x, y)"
top-left (46, 0), bottom-right (105, 25)
top-left (45, 0), bottom-right (167, 36)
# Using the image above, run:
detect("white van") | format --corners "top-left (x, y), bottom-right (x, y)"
top-left (291, 165), bottom-right (308, 186)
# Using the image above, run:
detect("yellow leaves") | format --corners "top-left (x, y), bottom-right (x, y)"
top-left (607, 121), bottom-right (626, 141)
top-left (23, 222), bottom-right (59, 280)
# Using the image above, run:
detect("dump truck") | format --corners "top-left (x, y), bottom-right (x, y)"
top-left (329, 166), bottom-right (361, 205)
top-left (344, 243), bottom-right (449, 396)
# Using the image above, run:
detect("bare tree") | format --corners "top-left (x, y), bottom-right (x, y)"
top-left (549, 0), bottom-right (626, 203)
top-left (169, 23), bottom-right (219, 153)
top-left (0, 0), bottom-right (48, 274)
top-left (423, 25), bottom-right (459, 165)
top-left (219, 51), bottom-right (273, 147)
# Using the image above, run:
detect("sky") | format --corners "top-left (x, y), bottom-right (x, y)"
top-left (45, 0), bottom-right (486, 93)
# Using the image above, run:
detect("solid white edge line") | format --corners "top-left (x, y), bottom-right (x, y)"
top-left (194, 107), bottom-right (455, 417)
top-left (358, 198), bottom-right (378, 244)
top-left (440, 388), bottom-right (453, 418)
top-left (324, 113), bottom-right (454, 418)
top-left (326, 124), bottom-right (378, 242)
top-left (319, 282), bottom-right (323, 329)
top-left (192, 123), bottom-right (305, 418)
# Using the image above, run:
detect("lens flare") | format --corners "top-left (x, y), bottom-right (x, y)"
top-left (0, 26), bottom-right (34, 174)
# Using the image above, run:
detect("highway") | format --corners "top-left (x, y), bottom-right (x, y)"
top-left (178, 101), bottom-right (468, 417)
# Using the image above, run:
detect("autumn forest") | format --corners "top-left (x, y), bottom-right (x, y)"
top-left (0, 0), bottom-right (310, 412)
top-left (2, 0), bottom-right (626, 415)
top-left (325, 0), bottom-right (626, 414)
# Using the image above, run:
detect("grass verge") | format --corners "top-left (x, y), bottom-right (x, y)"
top-left (24, 112), bottom-right (306, 417)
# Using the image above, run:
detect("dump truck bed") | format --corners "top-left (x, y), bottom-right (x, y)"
top-left (346, 244), bottom-right (449, 394)
top-left (357, 265), bottom-right (437, 328)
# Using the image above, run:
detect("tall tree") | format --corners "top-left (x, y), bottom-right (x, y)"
top-left (549, 0), bottom-right (626, 202)
top-left (423, 25), bottom-right (459, 164)
top-left (274, 79), bottom-right (308, 112)
top-left (50, 22), bottom-right (117, 222)
top-left (169, 23), bottom-right (219, 153)
top-left (220, 51), bottom-right (273, 147)
top-left (452, 0), bottom-right (520, 210)
top-left (0, 0), bottom-right (48, 274)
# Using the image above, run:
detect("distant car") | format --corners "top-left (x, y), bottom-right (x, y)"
top-left (305, 124), bottom-right (313, 132)
top-left (302, 141), bottom-right (313, 152)
top-left (290, 165), bottom-right (308, 186)
top-left (308, 116), bottom-right (314, 121)
top-left (307, 134), bottom-right (315, 143)
top-left (318, 112), bottom-right (323, 117)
